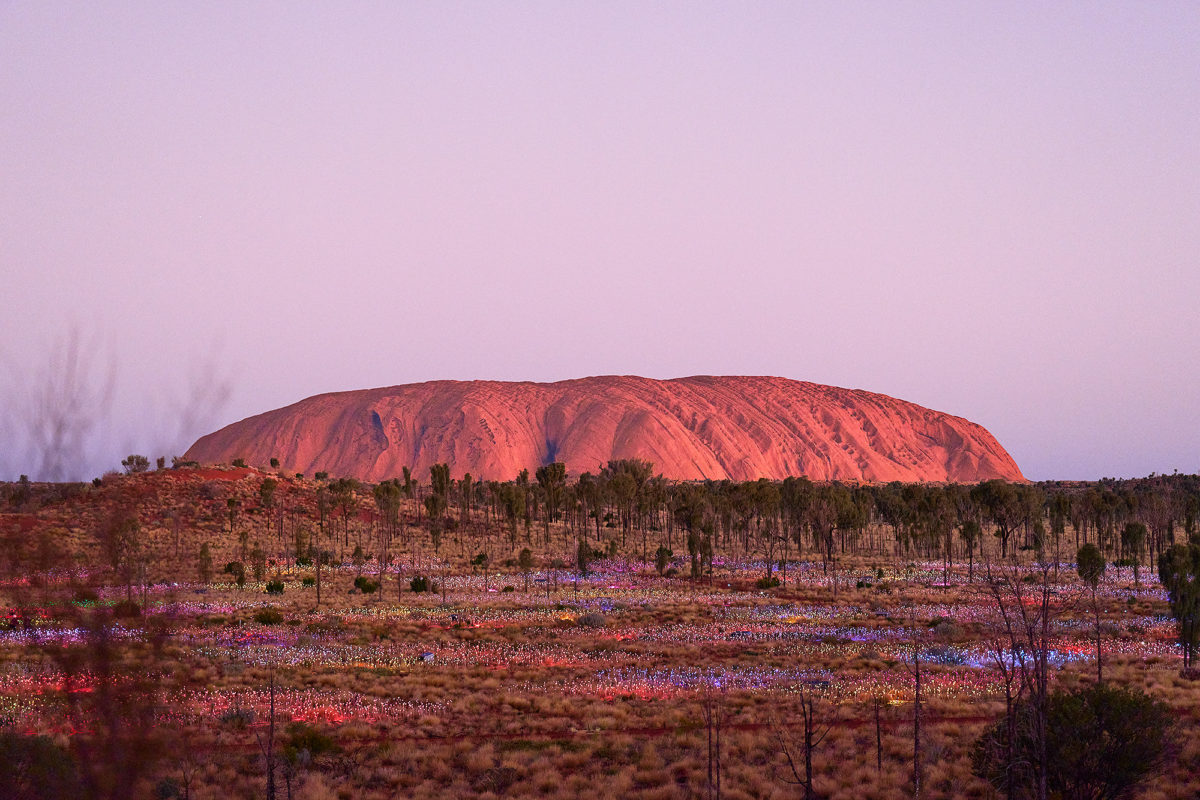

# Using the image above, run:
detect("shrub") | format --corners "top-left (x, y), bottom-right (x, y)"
top-left (929, 616), bottom-right (963, 639)
top-left (112, 600), bottom-right (141, 618)
top-left (578, 613), bottom-right (606, 629)
top-left (472, 765), bottom-right (520, 795)
top-left (232, 458), bottom-right (246, 468)
top-left (654, 546), bottom-right (673, 576)
top-left (973, 683), bottom-right (1173, 800)
top-left (254, 608), bottom-right (284, 625)
top-left (302, 576), bottom-right (315, 587)
top-left (220, 707), bottom-right (255, 728)
top-left (410, 576), bottom-right (430, 593)
top-left (755, 575), bottom-right (781, 589)
top-left (353, 576), bottom-right (379, 594)
top-left (923, 644), bottom-right (966, 666)
top-left (72, 588), bottom-right (99, 605)
top-left (121, 454), bottom-right (150, 474)
top-left (0, 730), bottom-right (81, 797)
top-left (265, 580), bottom-right (285, 595)
top-left (283, 721), bottom-right (339, 762)
top-left (155, 777), bottom-right (181, 799)
top-left (502, 585), bottom-right (516, 593)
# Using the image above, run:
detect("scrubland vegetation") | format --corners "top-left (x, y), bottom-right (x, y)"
top-left (1, 460), bottom-right (1199, 799)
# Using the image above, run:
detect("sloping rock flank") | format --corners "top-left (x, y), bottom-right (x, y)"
top-left (185, 376), bottom-right (1024, 483)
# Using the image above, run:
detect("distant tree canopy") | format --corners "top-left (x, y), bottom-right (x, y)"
top-left (15, 451), bottom-right (1200, 610)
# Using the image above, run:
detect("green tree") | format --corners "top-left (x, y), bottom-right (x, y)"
top-left (458, 473), bottom-right (473, 530)
top-left (429, 463), bottom-right (451, 500)
top-left (98, 508), bottom-right (141, 602)
top-left (1120, 521), bottom-right (1146, 586)
top-left (536, 462), bottom-right (567, 522)
top-left (227, 560), bottom-right (246, 591)
top-left (424, 493), bottom-right (447, 551)
top-left (655, 546), bottom-right (673, 576)
top-left (518, 547), bottom-right (534, 592)
top-left (328, 477), bottom-right (359, 548)
top-left (576, 471), bottom-right (606, 543)
top-left (516, 469), bottom-right (533, 536)
top-left (973, 684), bottom-right (1173, 800)
top-left (198, 542), bottom-right (213, 584)
top-left (226, 497), bottom-right (239, 536)
top-left (471, 551), bottom-right (490, 592)
top-left (687, 529), bottom-right (701, 580)
top-left (498, 483), bottom-right (526, 545)
top-left (959, 520), bottom-right (981, 583)
top-left (259, 477), bottom-right (278, 510)
top-left (373, 480), bottom-right (402, 545)
top-left (1158, 541), bottom-right (1200, 669)
top-left (251, 543), bottom-right (266, 582)
top-left (1077, 543), bottom-right (1107, 682)
top-left (576, 539), bottom-right (591, 578)
top-left (971, 480), bottom-right (1023, 560)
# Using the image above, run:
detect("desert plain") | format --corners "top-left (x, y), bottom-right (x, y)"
top-left (2, 458), bottom-right (1198, 800)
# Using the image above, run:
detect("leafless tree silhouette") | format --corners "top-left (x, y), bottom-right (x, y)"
top-left (771, 688), bottom-right (830, 800)
top-left (11, 328), bottom-right (116, 482)
top-left (1, 329), bottom-right (233, 480)
top-left (167, 348), bottom-right (233, 457)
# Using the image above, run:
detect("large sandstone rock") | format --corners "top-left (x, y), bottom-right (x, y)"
top-left (185, 376), bottom-right (1024, 483)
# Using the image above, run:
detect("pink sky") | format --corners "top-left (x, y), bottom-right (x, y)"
top-left (2, 4), bottom-right (1198, 481)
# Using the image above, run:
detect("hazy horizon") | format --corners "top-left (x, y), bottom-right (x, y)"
top-left (2, 4), bottom-right (1197, 482)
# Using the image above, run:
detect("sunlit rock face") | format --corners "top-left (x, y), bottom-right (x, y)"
top-left (185, 375), bottom-right (1024, 483)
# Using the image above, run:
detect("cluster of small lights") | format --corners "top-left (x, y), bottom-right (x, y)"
top-left (0, 554), bottom-right (1185, 735)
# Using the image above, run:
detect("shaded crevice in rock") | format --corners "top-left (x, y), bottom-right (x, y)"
top-left (369, 411), bottom-right (389, 450)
